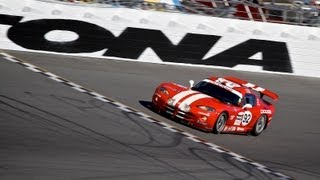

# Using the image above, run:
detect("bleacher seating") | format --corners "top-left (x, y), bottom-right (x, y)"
top-left (50, 0), bottom-right (320, 26)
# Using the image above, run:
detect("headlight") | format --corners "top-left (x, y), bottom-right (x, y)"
top-left (197, 105), bottom-right (215, 112)
top-left (167, 98), bottom-right (175, 106)
top-left (159, 87), bottom-right (169, 95)
top-left (182, 104), bottom-right (190, 112)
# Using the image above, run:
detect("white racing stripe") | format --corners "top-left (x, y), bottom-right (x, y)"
top-left (171, 90), bottom-right (198, 106)
top-left (178, 93), bottom-right (211, 109)
top-left (244, 83), bottom-right (266, 92)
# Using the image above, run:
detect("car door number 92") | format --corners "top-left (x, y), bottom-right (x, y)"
top-left (241, 111), bottom-right (252, 126)
top-left (234, 111), bottom-right (252, 126)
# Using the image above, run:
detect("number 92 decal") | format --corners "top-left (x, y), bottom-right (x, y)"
top-left (241, 111), bottom-right (252, 126)
top-left (234, 111), bottom-right (253, 126)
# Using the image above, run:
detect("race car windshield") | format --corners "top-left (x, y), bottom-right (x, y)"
top-left (191, 81), bottom-right (241, 106)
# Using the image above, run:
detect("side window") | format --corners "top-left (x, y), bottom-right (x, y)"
top-left (244, 93), bottom-right (257, 107)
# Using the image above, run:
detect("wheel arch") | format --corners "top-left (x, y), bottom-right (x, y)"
top-left (260, 114), bottom-right (269, 129)
top-left (251, 114), bottom-right (268, 136)
top-left (223, 110), bottom-right (229, 120)
top-left (212, 111), bottom-right (228, 134)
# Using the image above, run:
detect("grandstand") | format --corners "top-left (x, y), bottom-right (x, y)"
top-left (47, 0), bottom-right (319, 26)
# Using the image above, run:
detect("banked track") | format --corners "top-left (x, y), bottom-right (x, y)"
top-left (1, 50), bottom-right (320, 179)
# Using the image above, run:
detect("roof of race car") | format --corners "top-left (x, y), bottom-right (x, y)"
top-left (206, 76), bottom-right (279, 101)
top-left (204, 77), bottom-right (248, 98)
top-left (203, 78), bottom-right (243, 98)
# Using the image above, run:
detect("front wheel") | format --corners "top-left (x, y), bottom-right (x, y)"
top-left (213, 112), bottom-right (227, 134)
top-left (252, 115), bottom-right (267, 136)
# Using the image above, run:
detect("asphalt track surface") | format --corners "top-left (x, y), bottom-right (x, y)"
top-left (1, 50), bottom-right (320, 179)
top-left (0, 51), bottom-right (281, 180)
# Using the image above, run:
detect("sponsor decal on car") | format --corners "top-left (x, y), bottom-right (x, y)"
top-left (224, 126), bottom-right (237, 132)
top-left (261, 109), bottom-right (272, 114)
top-left (237, 127), bottom-right (245, 131)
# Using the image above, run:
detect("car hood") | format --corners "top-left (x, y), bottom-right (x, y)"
top-left (169, 89), bottom-right (223, 109)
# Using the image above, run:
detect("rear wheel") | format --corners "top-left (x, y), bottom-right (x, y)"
top-left (252, 115), bottom-right (267, 136)
top-left (213, 112), bottom-right (227, 134)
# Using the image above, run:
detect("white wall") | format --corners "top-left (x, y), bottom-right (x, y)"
top-left (0, 0), bottom-right (320, 77)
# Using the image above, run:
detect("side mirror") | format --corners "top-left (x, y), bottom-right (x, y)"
top-left (189, 80), bottom-right (194, 88)
top-left (242, 104), bottom-right (252, 109)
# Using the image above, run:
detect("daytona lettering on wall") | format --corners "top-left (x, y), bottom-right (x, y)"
top-left (0, 14), bottom-right (292, 73)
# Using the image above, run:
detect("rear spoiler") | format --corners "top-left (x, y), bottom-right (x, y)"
top-left (224, 76), bottom-right (279, 101)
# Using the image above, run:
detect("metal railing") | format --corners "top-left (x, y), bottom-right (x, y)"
top-left (39, 0), bottom-right (320, 27)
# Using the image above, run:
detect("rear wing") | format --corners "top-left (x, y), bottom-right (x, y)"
top-left (224, 76), bottom-right (279, 101)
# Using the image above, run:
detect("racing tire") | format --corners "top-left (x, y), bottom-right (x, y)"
top-left (213, 112), bottom-right (227, 134)
top-left (252, 115), bottom-right (267, 136)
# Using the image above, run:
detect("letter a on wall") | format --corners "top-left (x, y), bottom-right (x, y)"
top-left (203, 39), bottom-right (292, 73)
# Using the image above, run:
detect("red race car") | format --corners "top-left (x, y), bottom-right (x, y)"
top-left (152, 76), bottom-right (279, 136)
